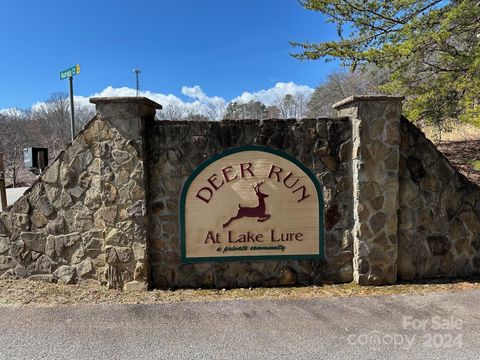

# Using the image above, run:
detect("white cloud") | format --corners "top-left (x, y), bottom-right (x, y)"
top-left (0, 107), bottom-right (25, 118)
top-left (181, 85), bottom-right (207, 101)
top-left (181, 85), bottom-right (225, 106)
top-left (89, 82), bottom-right (313, 112)
top-left (30, 96), bottom-right (93, 113)
top-left (72, 95), bottom-right (92, 109)
top-left (4, 81), bottom-right (314, 121)
top-left (232, 82), bottom-right (314, 106)
top-left (0, 108), bottom-right (11, 115)
top-left (93, 86), bottom-right (185, 108)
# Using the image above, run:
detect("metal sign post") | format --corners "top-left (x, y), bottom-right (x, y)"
top-left (0, 153), bottom-right (7, 211)
top-left (60, 64), bottom-right (80, 141)
top-left (69, 75), bottom-right (75, 141)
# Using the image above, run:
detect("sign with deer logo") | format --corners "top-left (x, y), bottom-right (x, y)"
top-left (180, 146), bottom-right (324, 262)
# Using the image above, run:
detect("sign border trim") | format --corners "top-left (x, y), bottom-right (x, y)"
top-left (179, 145), bottom-right (325, 263)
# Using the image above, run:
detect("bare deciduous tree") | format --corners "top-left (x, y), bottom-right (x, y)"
top-left (0, 111), bottom-right (34, 187)
top-left (223, 101), bottom-right (269, 120)
top-left (0, 92), bottom-right (95, 186)
top-left (307, 67), bottom-right (389, 117)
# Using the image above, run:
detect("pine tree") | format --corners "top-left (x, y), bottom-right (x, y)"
top-left (292, 0), bottom-right (480, 125)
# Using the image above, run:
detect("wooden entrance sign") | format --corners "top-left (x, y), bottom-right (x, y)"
top-left (180, 146), bottom-right (324, 262)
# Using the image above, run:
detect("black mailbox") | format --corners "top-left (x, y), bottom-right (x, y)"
top-left (24, 147), bottom-right (48, 170)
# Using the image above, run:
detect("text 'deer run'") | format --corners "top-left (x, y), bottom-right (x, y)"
top-left (180, 146), bottom-right (324, 262)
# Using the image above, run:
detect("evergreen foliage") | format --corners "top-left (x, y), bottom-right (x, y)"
top-left (292, 0), bottom-right (480, 125)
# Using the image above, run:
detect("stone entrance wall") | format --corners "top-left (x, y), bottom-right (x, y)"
top-left (1, 96), bottom-right (480, 290)
top-left (146, 118), bottom-right (353, 288)
top-left (397, 117), bottom-right (480, 279)
top-left (0, 98), bottom-right (160, 290)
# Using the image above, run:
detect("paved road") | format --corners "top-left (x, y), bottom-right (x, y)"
top-left (0, 290), bottom-right (479, 359)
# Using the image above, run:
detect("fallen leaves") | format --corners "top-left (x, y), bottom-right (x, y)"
top-left (1, 278), bottom-right (479, 307)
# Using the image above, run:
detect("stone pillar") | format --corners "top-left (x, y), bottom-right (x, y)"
top-left (89, 97), bottom-right (162, 290)
top-left (90, 97), bottom-right (161, 141)
top-left (333, 96), bottom-right (404, 285)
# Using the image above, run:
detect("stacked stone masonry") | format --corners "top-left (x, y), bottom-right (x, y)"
top-left (397, 117), bottom-right (480, 279)
top-left (1, 96), bottom-right (480, 290)
top-left (0, 98), bottom-right (157, 290)
top-left (146, 118), bottom-right (354, 288)
top-left (333, 97), bottom-right (403, 285)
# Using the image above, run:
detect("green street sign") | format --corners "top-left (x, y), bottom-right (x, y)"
top-left (60, 64), bottom-right (80, 80)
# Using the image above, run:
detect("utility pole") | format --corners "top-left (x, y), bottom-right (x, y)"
top-left (0, 153), bottom-right (7, 211)
top-left (133, 68), bottom-right (142, 130)
top-left (133, 68), bottom-right (141, 97)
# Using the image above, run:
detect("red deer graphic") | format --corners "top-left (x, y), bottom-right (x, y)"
top-left (223, 181), bottom-right (271, 228)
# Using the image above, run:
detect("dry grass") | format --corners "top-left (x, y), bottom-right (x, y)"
top-left (422, 121), bottom-right (480, 143)
top-left (419, 121), bottom-right (480, 186)
top-left (436, 140), bottom-right (480, 186)
top-left (1, 278), bottom-right (479, 307)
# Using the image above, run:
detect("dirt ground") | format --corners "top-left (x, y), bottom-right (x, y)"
top-left (436, 140), bottom-right (480, 186)
top-left (423, 121), bottom-right (480, 186)
top-left (1, 278), bottom-right (479, 307)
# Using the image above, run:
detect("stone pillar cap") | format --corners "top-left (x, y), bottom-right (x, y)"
top-left (89, 96), bottom-right (162, 110)
top-left (332, 95), bottom-right (405, 109)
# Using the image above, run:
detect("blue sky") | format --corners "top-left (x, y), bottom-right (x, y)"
top-left (0, 0), bottom-right (339, 111)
